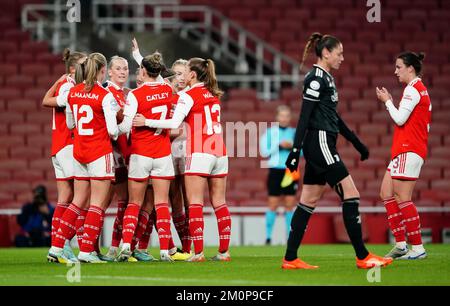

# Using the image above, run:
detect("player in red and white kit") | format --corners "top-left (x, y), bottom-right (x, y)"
top-left (48, 53), bottom-right (120, 263)
top-left (134, 58), bottom-right (232, 262)
top-left (167, 59), bottom-right (192, 255)
top-left (376, 52), bottom-right (431, 260)
top-left (131, 38), bottom-right (191, 260)
top-left (117, 51), bottom-right (176, 262)
top-left (43, 49), bottom-right (86, 263)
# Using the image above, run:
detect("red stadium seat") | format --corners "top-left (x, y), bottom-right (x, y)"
top-left (11, 169), bottom-right (44, 182)
top-left (0, 64), bottom-right (19, 79)
top-left (0, 41), bottom-right (19, 54)
top-left (20, 40), bottom-right (49, 53)
top-left (20, 63), bottom-right (51, 77)
top-left (0, 112), bottom-right (25, 124)
top-left (0, 88), bottom-right (21, 100)
top-left (10, 123), bottom-right (42, 135)
top-left (6, 98), bottom-right (37, 112)
top-left (227, 88), bottom-right (257, 101)
top-left (5, 75), bottom-right (34, 89)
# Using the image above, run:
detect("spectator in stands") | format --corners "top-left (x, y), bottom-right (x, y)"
top-left (15, 185), bottom-right (54, 247)
top-left (260, 105), bottom-right (299, 245)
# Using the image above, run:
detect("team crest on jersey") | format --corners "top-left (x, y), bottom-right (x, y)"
top-left (310, 80), bottom-right (321, 90)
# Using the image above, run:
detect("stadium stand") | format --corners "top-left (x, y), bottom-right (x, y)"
top-left (0, 0), bottom-right (449, 245)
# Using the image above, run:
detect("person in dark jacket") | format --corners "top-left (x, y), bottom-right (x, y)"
top-left (15, 185), bottom-right (54, 247)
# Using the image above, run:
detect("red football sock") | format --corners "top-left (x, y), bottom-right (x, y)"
top-left (75, 209), bottom-right (88, 249)
top-left (51, 202), bottom-right (69, 245)
top-left (53, 203), bottom-right (81, 248)
top-left (383, 197), bottom-right (406, 243)
top-left (111, 200), bottom-right (127, 248)
top-left (138, 210), bottom-right (155, 250)
top-left (132, 210), bottom-right (150, 251)
top-left (189, 204), bottom-right (204, 254)
top-left (122, 203), bottom-right (140, 245)
top-left (80, 205), bottom-right (104, 253)
top-left (214, 204), bottom-right (232, 253)
top-left (398, 201), bottom-right (422, 246)
top-left (173, 211), bottom-right (186, 250)
top-left (94, 212), bottom-right (105, 254)
top-left (155, 203), bottom-right (172, 251)
top-left (182, 209), bottom-right (191, 253)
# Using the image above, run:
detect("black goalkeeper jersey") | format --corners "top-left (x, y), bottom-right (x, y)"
top-left (302, 64), bottom-right (340, 134)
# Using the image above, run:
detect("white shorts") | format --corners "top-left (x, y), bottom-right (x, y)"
top-left (74, 153), bottom-right (115, 180)
top-left (52, 145), bottom-right (74, 180)
top-left (172, 138), bottom-right (186, 176)
top-left (185, 153), bottom-right (228, 177)
top-left (388, 152), bottom-right (424, 180)
top-left (128, 154), bottom-right (175, 181)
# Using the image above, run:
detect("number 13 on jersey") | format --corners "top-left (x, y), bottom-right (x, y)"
top-left (204, 104), bottom-right (222, 135)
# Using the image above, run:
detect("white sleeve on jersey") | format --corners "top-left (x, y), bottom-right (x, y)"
top-left (65, 105), bottom-right (75, 130)
top-left (132, 50), bottom-right (144, 66)
top-left (144, 92), bottom-right (193, 129)
top-left (118, 91), bottom-right (138, 135)
top-left (56, 82), bottom-right (74, 107)
top-left (102, 92), bottom-right (120, 141)
top-left (385, 85), bottom-right (421, 126)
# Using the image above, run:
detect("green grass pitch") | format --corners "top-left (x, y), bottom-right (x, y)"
top-left (0, 244), bottom-right (449, 286)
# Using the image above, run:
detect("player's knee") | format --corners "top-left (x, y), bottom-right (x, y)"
top-left (380, 189), bottom-right (392, 201)
top-left (300, 195), bottom-right (320, 207)
top-left (393, 191), bottom-right (411, 203)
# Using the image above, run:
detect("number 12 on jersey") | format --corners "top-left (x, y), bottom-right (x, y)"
top-left (73, 104), bottom-right (94, 136)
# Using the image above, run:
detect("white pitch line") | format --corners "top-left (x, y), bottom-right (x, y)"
top-left (55, 275), bottom-right (296, 285)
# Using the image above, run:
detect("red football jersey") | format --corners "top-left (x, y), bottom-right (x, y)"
top-left (126, 82), bottom-right (173, 158)
top-left (106, 81), bottom-right (130, 163)
top-left (67, 83), bottom-right (116, 164)
top-left (106, 81), bottom-right (127, 107)
top-left (391, 78), bottom-right (431, 160)
top-left (183, 83), bottom-right (226, 156)
top-left (51, 76), bottom-right (75, 156)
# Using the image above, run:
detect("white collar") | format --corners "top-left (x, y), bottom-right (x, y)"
top-left (313, 64), bottom-right (333, 78)
top-left (106, 80), bottom-right (123, 90)
top-left (142, 81), bottom-right (165, 86)
top-left (408, 77), bottom-right (421, 86)
top-left (177, 86), bottom-right (191, 94)
top-left (190, 82), bottom-right (204, 89)
top-left (67, 75), bottom-right (76, 84)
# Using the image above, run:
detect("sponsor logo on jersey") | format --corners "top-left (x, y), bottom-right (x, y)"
top-left (331, 91), bottom-right (339, 103)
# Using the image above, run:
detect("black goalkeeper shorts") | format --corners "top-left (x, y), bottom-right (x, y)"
top-left (302, 129), bottom-right (349, 187)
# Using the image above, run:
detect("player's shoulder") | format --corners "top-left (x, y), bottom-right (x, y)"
top-left (70, 82), bottom-right (84, 92)
top-left (304, 66), bottom-right (326, 88)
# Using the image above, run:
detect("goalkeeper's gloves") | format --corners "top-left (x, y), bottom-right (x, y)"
top-left (352, 137), bottom-right (370, 161)
top-left (285, 147), bottom-right (301, 172)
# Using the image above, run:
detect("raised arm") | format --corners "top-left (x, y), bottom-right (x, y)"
top-left (377, 86), bottom-right (420, 126)
top-left (42, 75), bottom-right (69, 108)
